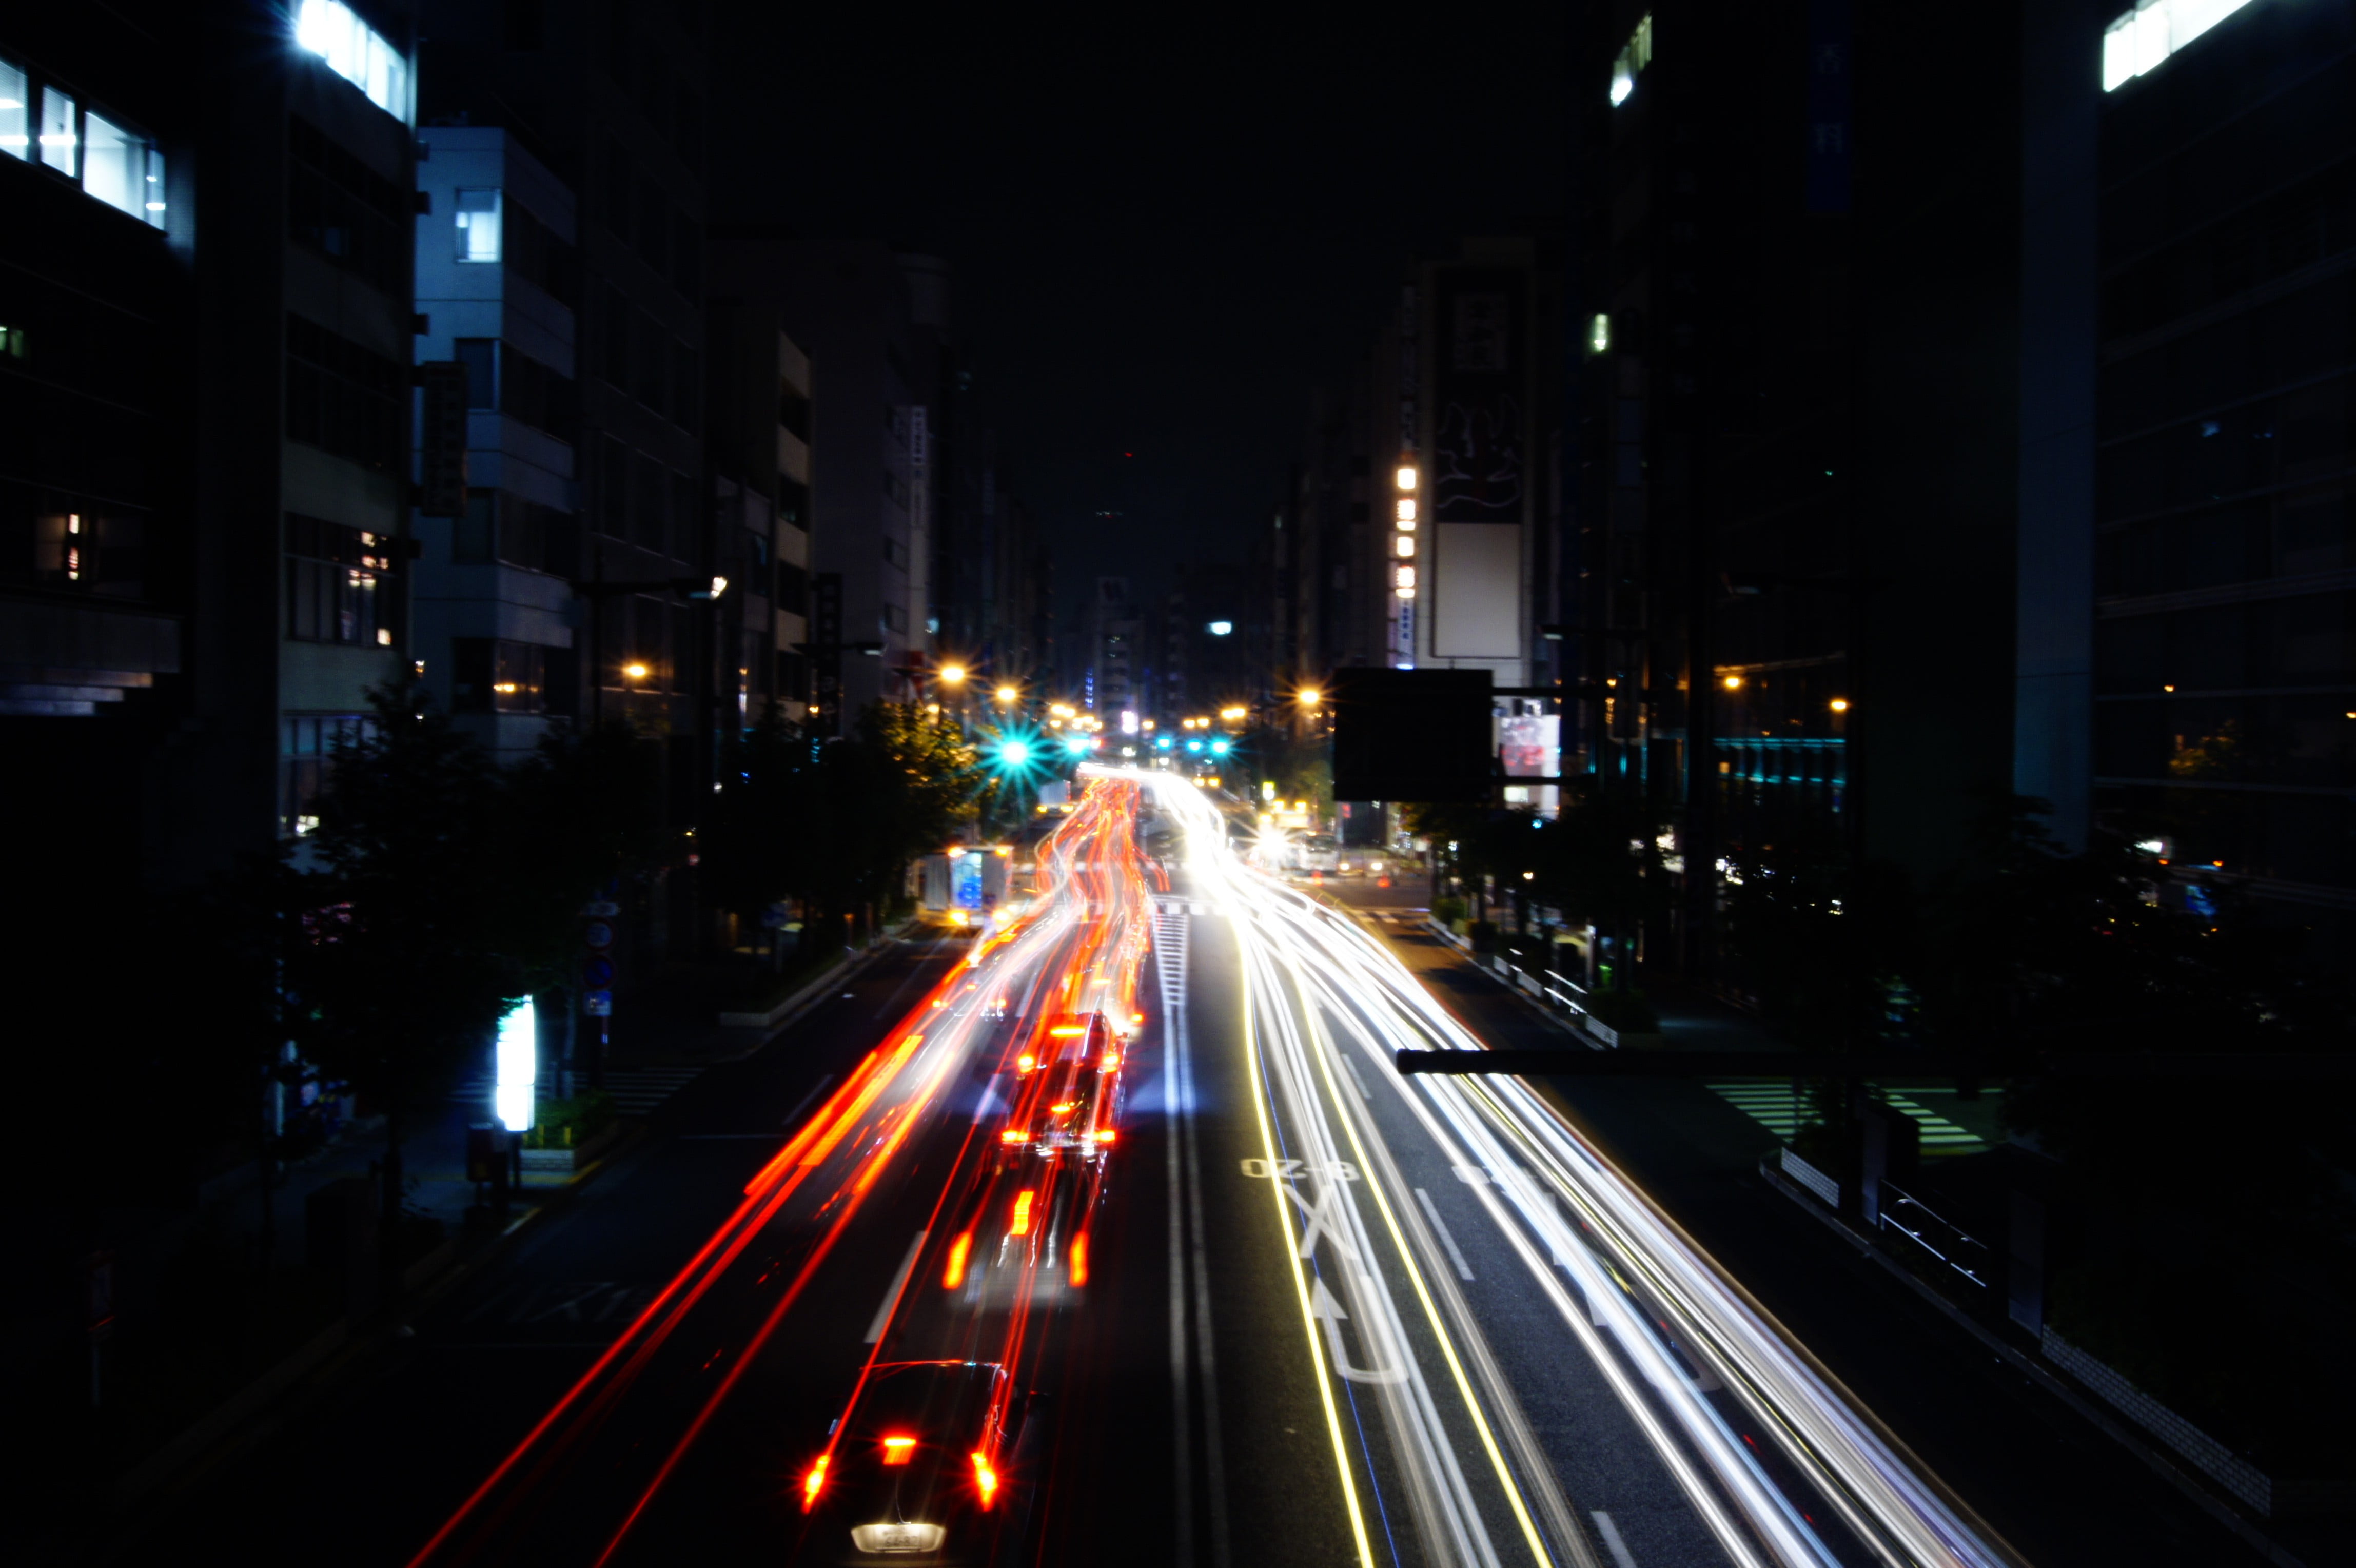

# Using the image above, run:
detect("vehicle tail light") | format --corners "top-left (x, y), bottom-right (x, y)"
top-left (1011, 1190), bottom-right (1035, 1236)
top-left (1093, 1128), bottom-right (1116, 1144)
top-left (1101, 1050), bottom-right (1121, 1069)
top-left (1070, 1231), bottom-right (1089, 1286)
top-left (881, 1435), bottom-right (916, 1466)
top-left (944, 1231), bottom-right (972, 1289)
top-left (971, 1451), bottom-right (999, 1507)
top-left (1017, 1053), bottom-right (1035, 1072)
top-left (802, 1454), bottom-right (829, 1511)
top-left (999, 1128), bottom-right (1027, 1145)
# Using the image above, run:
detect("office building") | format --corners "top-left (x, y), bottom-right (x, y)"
top-left (2022, 0), bottom-right (2356, 942)
top-left (409, 126), bottom-right (581, 761)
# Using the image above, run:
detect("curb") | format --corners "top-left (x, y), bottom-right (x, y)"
top-left (1754, 1160), bottom-right (2309, 1568)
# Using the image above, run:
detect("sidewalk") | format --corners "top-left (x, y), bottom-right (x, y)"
top-left (87, 925), bottom-right (929, 1537)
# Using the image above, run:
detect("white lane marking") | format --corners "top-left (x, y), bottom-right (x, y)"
top-left (781, 1074), bottom-right (837, 1127)
top-left (1414, 1188), bottom-right (1477, 1282)
top-left (1172, 924), bottom-right (1233, 1568)
top-left (1340, 1052), bottom-right (1373, 1101)
top-left (1162, 924), bottom-right (1196, 1568)
top-left (1592, 1510), bottom-right (1639, 1568)
top-left (863, 1231), bottom-right (928, 1344)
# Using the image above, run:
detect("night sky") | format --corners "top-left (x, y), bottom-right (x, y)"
top-left (713, 6), bottom-right (1568, 639)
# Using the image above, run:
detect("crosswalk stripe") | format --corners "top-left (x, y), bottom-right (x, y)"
top-left (1706, 1082), bottom-right (1988, 1156)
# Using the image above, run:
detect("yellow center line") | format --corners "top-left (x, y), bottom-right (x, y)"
top-left (1241, 939), bottom-right (1377, 1568)
top-left (1300, 1001), bottom-right (1554, 1566)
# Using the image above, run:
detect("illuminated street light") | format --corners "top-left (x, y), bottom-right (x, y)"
top-left (623, 662), bottom-right (651, 681)
top-left (1208, 620), bottom-right (1233, 636)
top-left (1000, 739), bottom-right (1032, 766)
top-left (1299, 688), bottom-right (1321, 708)
top-left (940, 663), bottom-right (968, 684)
top-left (996, 684), bottom-right (1019, 704)
top-left (1219, 705), bottom-right (1247, 723)
top-left (1721, 674), bottom-right (1744, 691)
top-left (1830, 697), bottom-right (1850, 713)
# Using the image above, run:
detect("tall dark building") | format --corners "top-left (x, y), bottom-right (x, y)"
top-left (418, 0), bottom-right (711, 811)
top-left (2, 4), bottom-right (200, 900)
top-left (2059, 0), bottom-right (2356, 943)
top-left (1571, 4), bottom-right (2024, 975)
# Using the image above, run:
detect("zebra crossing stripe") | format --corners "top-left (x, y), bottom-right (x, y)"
top-left (1707, 1082), bottom-right (1987, 1155)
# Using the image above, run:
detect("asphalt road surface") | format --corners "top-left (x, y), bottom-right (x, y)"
top-left (101, 770), bottom-right (2271, 1568)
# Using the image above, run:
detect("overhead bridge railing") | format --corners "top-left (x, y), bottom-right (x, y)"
top-left (1393, 1050), bottom-right (2356, 1080)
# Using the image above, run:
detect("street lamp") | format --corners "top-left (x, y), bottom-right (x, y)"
top-left (939, 663), bottom-right (967, 685)
top-left (1298, 688), bottom-right (1321, 709)
top-left (623, 662), bottom-right (651, 682)
top-left (995, 684), bottom-right (1018, 706)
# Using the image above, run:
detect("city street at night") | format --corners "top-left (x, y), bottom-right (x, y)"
top-left (10, 2), bottom-right (2355, 1565)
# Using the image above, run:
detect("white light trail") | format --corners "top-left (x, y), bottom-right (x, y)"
top-left (1135, 770), bottom-right (2018, 1568)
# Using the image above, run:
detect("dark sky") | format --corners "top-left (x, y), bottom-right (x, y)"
top-left (712, 6), bottom-right (1568, 634)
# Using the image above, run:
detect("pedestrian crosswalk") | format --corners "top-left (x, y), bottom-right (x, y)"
top-left (603, 1067), bottom-right (702, 1117)
top-left (1707, 1081), bottom-right (1988, 1157)
top-left (445, 1066), bottom-right (702, 1119)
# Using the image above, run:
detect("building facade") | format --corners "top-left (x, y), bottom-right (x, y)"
top-left (2076, 0), bottom-right (2356, 944)
top-left (410, 126), bottom-right (581, 762)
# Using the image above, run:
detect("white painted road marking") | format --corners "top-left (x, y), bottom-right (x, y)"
top-left (864, 1231), bottom-right (928, 1344)
top-left (1415, 1187), bottom-right (1476, 1282)
top-left (1592, 1510), bottom-right (1639, 1568)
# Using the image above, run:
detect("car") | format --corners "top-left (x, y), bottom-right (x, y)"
top-left (800, 1360), bottom-right (1021, 1563)
top-left (1299, 834), bottom-right (1340, 873)
top-left (998, 1012), bottom-right (1124, 1168)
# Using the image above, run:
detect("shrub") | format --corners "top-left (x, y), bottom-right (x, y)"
top-left (1583, 988), bottom-right (1659, 1034)
top-left (1432, 896), bottom-right (1466, 926)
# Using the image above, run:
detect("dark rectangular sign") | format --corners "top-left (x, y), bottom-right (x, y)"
top-left (1330, 667), bottom-right (1494, 802)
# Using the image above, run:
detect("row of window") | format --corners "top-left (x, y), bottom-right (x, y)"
top-left (290, 115), bottom-right (406, 296)
top-left (2100, 281), bottom-right (2351, 442)
top-left (452, 491), bottom-right (580, 578)
top-left (282, 711), bottom-right (375, 834)
top-left (449, 190), bottom-right (577, 303)
top-left (2096, 489), bottom-right (2349, 600)
top-left (602, 142), bottom-right (700, 299)
top-left (450, 637), bottom-right (575, 716)
top-left (2095, 592), bottom-right (2354, 694)
top-left (2095, 693), bottom-right (2355, 789)
top-left (287, 313), bottom-right (405, 473)
top-left (598, 285), bottom-right (700, 429)
top-left (2104, 158), bottom-right (2354, 343)
top-left (595, 436), bottom-right (697, 558)
top-left (286, 514), bottom-right (400, 646)
top-left (27, 507), bottom-right (143, 599)
top-left (2097, 372), bottom-right (2350, 525)
top-left (452, 337), bottom-right (577, 445)
top-left (0, 56), bottom-right (167, 228)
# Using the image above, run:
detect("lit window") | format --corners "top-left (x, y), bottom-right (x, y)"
top-left (1395, 565), bottom-right (1417, 590)
top-left (2103, 0), bottom-right (2255, 92)
top-left (294, 0), bottom-right (413, 124)
top-left (82, 112), bottom-right (146, 219)
top-left (1396, 498), bottom-right (1417, 523)
top-left (0, 60), bottom-right (28, 161)
top-left (1587, 313), bottom-right (1611, 356)
top-left (39, 84), bottom-right (76, 175)
top-left (1609, 15), bottom-right (1653, 107)
top-left (455, 188), bottom-right (501, 263)
top-left (1396, 464), bottom-right (1417, 492)
top-left (1393, 534), bottom-right (1416, 558)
